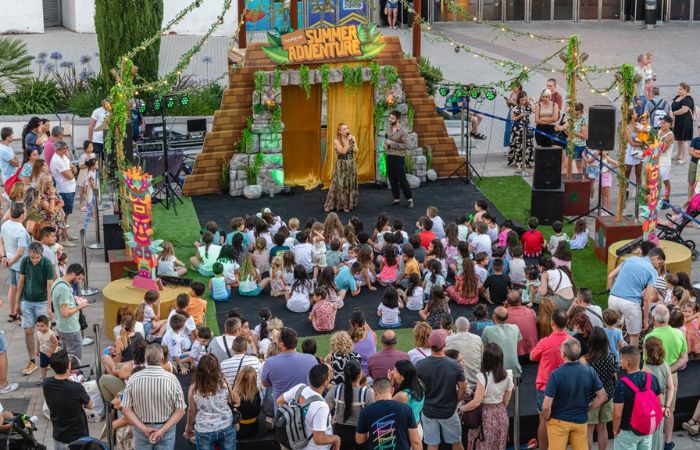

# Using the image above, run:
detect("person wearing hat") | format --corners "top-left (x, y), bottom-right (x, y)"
top-left (415, 330), bottom-right (466, 450)
top-left (658, 115), bottom-right (675, 209)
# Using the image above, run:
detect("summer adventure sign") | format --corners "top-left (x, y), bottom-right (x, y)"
top-left (262, 24), bottom-right (386, 64)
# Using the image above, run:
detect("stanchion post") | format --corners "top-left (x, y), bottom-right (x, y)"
top-left (94, 323), bottom-right (115, 450)
top-left (88, 191), bottom-right (104, 250)
top-left (80, 229), bottom-right (99, 296)
top-left (513, 376), bottom-right (520, 450)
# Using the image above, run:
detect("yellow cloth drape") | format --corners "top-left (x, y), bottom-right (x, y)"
top-left (282, 85), bottom-right (323, 189)
top-left (323, 64), bottom-right (375, 187)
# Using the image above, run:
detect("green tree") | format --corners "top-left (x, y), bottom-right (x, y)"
top-left (0, 37), bottom-right (33, 96)
top-left (94, 0), bottom-right (164, 87)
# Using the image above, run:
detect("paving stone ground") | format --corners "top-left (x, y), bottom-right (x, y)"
top-left (6, 22), bottom-right (700, 447)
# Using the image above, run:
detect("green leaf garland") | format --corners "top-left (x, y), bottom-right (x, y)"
top-left (318, 64), bottom-right (330, 92)
top-left (299, 65), bottom-right (311, 99)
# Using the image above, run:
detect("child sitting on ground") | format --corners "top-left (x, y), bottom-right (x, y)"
top-left (457, 215), bottom-right (470, 242)
top-left (378, 286), bottom-right (404, 329)
top-left (552, 241), bottom-right (573, 270)
top-left (136, 290), bottom-right (164, 336)
top-left (409, 235), bottom-right (426, 264)
top-left (326, 239), bottom-right (347, 269)
top-left (469, 222), bottom-right (492, 257)
top-left (393, 219), bottom-right (409, 245)
top-left (184, 282), bottom-right (207, 328)
top-left (509, 246), bottom-right (526, 287)
top-left (311, 223), bottom-right (327, 279)
top-left (195, 221), bottom-right (222, 247)
top-left (471, 303), bottom-right (494, 337)
top-left (252, 237), bottom-right (271, 274)
top-left (483, 259), bottom-right (511, 305)
top-left (282, 251), bottom-right (296, 286)
top-left (216, 245), bottom-right (239, 287)
top-left (209, 262), bottom-right (231, 302)
top-left (179, 326), bottom-right (211, 367)
top-left (269, 256), bottom-right (287, 297)
top-left (423, 259), bottom-right (445, 303)
top-left (357, 246), bottom-right (377, 291)
top-left (523, 266), bottom-right (541, 306)
top-left (378, 246), bottom-right (399, 286)
top-left (473, 199), bottom-right (488, 223)
top-left (238, 254), bottom-right (270, 297)
top-left (425, 239), bottom-right (448, 279)
top-left (498, 219), bottom-right (514, 247)
top-left (309, 288), bottom-right (337, 332)
top-left (483, 214), bottom-right (499, 243)
top-left (288, 217), bottom-right (300, 238)
top-left (399, 273), bottom-right (423, 311)
top-left (35, 315), bottom-right (58, 383)
top-left (269, 232), bottom-right (290, 261)
top-left (569, 218), bottom-right (589, 250)
top-left (225, 217), bottom-right (249, 247)
top-left (157, 241), bottom-right (187, 277)
top-left (416, 216), bottom-right (435, 249)
top-left (520, 217), bottom-right (545, 264)
top-left (419, 285), bottom-right (451, 329)
top-left (286, 265), bottom-right (314, 313)
top-left (293, 231), bottom-right (314, 275)
top-left (547, 221), bottom-right (569, 254)
top-left (427, 206), bottom-right (446, 239)
top-left (334, 262), bottom-right (362, 298)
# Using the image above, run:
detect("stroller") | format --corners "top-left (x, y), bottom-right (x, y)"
top-left (0, 415), bottom-right (45, 450)
top-left (656, 193), bottom-right (700, 261)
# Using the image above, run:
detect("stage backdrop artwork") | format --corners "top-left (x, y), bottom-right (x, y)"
top-left (639, 137), bottom-right (666, 244)
top-left (123, 167), bottom-right (164, 290)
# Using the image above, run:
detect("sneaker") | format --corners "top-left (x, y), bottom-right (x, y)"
top-left (691, 434), bottom-right (700, 442)
top-left (80, 206), bottom-right (88, 212)
top-left (664, 442), bottom-right (675, 450)
top-left (61, 241), bottom-right (77, 247)
top-left (0, 383), bottom-right (18, 394)
top-left (682, 419), bottom-right (700, 435)
top-left (82, 337), bottom-right (94, 346)
top-left (22, 362), bottom-right (37, 375)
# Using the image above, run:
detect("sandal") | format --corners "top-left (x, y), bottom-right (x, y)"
top-left (7, 314), bottom-right (19, 323)
top-left (470, 132), bottom-right (487, 140)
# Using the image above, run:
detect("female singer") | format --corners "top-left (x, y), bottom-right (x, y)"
top-left (324, 123), bottom-right (358, 213)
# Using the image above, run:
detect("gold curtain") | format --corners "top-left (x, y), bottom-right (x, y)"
top-left (282, 84), bottom-right (323, 189)
top-left (322, 64), bottom-right (375, 187)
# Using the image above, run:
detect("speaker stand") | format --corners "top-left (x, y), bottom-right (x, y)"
top-left (446, 97), bottom-right (482, 184)
top-left (570, 150), bottom-right (613, 222)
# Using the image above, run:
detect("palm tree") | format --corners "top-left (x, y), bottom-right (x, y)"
top-left (0, 37), bottom-right (33, 95)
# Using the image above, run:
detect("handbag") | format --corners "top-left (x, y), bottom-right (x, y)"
top-left (461, 371), bottom-right (488, 430)
top-left (3, 166), bottom-right (21, 196)
top-left (228, 357), bottom-right (246, 424)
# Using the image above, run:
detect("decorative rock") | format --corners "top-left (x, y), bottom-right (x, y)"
top-left (250, 134), bottom-right (261, 152)
top-left (415, 169), bottom-right (426, 178)
top-left (229, 169), bottom-right (247, 181)
top-left (395, 102), bottom-right (409, 115)
top-left (288, 70), bottom-right (300, 85)
top-left (426, 169), bottom-right (438, 181)
top-left (243, 185), bottom-right (263, 199)
top-left (328, 69), bottom-right (343, 84)
top-left (361, 67), bottom-right (373, 82)
top-left (253, 111), bottom-right (271, 123)
top-left (413, 155), bottom-right (427, 166)
top-left (279, 71), bottom-right (290, 86)
top-left (230, 154), bottom-right (250, 169)
top-left (406, 174), bottom-right (420, 189)
top-left (230, 180), bottom-right (246, 196)
top-left (407, 133), bottom-right (418, 150)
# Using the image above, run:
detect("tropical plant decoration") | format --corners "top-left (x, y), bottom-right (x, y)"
top-left (404, 153), bottom-right (414, 174)
top-left (254, 70), bottom-right (266, 99)
top-left (407, 104), bottom-right (415, 130)
top-left (270, 106), bottom-right (282, 134)
top-left (220, 158), bottom-right (230, 192)
top-left (0, 37), bottom-right (33, 95)
top-left (417, 56), bottom-right (443, 97)
top-left (318, 64), bottom-right (330, 92)
top-left (374, 101), bottom-right (387, 131)
top-left (244, 152), bottom-right (264, 185)
top-left (299, 65), bottom-right (311, 99)
top-left (342, 65), bottom-right (363, 94)
top-left (236, 117), bottom-right (254, 153)
top-left (425, 145), bottom-right (433, 170)
top-left (369, 62), bottom-right (380, 87)
top-left (272, 66), bottom-right (282, 91)
top-left (382, 65), bottom-right (399, 87)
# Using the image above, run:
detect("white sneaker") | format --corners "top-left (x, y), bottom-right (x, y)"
top-left (0, 383), bottom-right (19, 394)
top-left (82, 337), bottom-right (94, 346)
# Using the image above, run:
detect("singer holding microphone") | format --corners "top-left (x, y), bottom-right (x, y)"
top-left (324, 123), bottom-right (359, 213)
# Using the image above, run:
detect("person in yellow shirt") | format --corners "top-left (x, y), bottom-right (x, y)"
top-left (185, 281), bottom-right (208, 327)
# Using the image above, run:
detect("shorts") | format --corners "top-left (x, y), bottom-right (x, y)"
top-left (39, 352), bottom-right (51, 368)
top-left (0, 330), bottom-right (6, 353)
top-left (21, 300), bottom-right (48, 329)
top-left (421, 412), bottom-right (462, 445)
top-left (8, 269), bottom-right (18, 286)
top-left (659, 166), bottom-right (671, 182)
top-left (601, 171), bottom-right (612, 188)
top-left (587, 399), bottom-right (613, 424)
top-left (59, 192), bottom-right (75, 215)
top-left (312, 252), bottom-right (327, 268)
top-left (670, 372), bottom-right (678, 411)
top-left (143, 321), bottom-right (152, 336)
top-left (386, 2), bottom-right (398, 9)
top-left (378, 318), bottom-right (402, 328)
top-left (688, 160), bottom-right (698, 184)
top-left (573, 145), bottom-right (585, 161)
top-left (608, 295), bottom-right (643, 335)
top-left (536, 389), bottom-right (546, 413)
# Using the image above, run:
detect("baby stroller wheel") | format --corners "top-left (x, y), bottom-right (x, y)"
top-left (691, 248), bottom-right (698, 262)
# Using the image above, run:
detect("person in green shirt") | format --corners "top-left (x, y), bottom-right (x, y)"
top-left (481, 306), bottom-right (523, 377)
top-left (644, 304), bottom-right (688, 448)
top-left (51, 264), bottom-right (88, 360)
top-left (18, 242), bottom-right (54, 376)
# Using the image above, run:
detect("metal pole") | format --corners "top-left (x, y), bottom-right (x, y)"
top-left (80, 229), bottom-right (99, 296)
top-left (88, 190), bottom-right (104, 250)
top-left (94, 323), bottom-right (115, 450)
top-left (513, 376), bottom-right (520, 450)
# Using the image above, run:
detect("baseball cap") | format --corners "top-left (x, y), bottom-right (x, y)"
top-left (428, 329), bottom-right (446, 350)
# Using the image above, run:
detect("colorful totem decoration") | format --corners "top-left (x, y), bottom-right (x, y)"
top-left (122, 167), bottom-right (164, 291)
top-left (639, 137), bottom-right (667, 245)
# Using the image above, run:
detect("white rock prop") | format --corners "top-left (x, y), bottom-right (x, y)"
top-left (406, 174), bottom-right (421, 189)
top-left (243, 185), bottom-right (262, 199)
top-left (426, 169), bottom-right (438, 181)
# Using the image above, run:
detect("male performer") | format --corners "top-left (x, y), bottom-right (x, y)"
top-left (384, 110), bottom-right (414, 209)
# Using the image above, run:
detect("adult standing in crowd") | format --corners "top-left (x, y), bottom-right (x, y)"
top-left (50, 263), bottom-right (88, 359)
top-left (584, 327), bottom-right (617, 450)
top-left (122, 344), bottom-right (186, 450)
top-left (504, 290), bottom-right (538, 363)
top-left (367, 330), bottom-right (408, 381)
top-left (184, 354), bottom-right (236, 450)
top-left (324, 123), bottom-right (358, 214)
top-left (49, 140), bottom-right (77, 239)
top-left (18, 241), bottom-right (54, 376)
top-left (280, 364), bottom-right (340, 450)
top-left (643, 337), bottom-right (675, 450)
top-left (43, 126), bottom-right (63, 168)
top-left (481, 306), bottom-right (522, 378)
top-left (0, 202), bottom-right (29, 323)
top-left (508, 91), bottom-right (534, 167)
top-left (356, 377), bottom-right (422, 450)
top-left (530, 309), bottom-right (569, 450)
top-left (542, 339), bottom-right (607, 450)
top-left (384, 110), bottom-right (414, 209)
top-left (445, 317), bottom-right (483, 389)
top-left (461, 343), bottom-right (514, 450)
top-left (407, 322), bottom-right (432, 365)
top-left (43, 350), bottom-right (92, 450)
top-left (0, 127), bottom-right (19, 213)
top-left (671, 82), bottom-right (695, 163)
top-left (547, 78), bottom-right (564, 110)
top-left (349, 310), bottom-right (377, 375)
top-left (644, 304), bottom-right (688, 449)
top-left (209, 317), bottom-right (242, 363)
top-left (569, 288), bottom-right (603, 328)
top-left (390, 359), bottom-right (425, 435)
top-left (88, 99), bottom-right (109, 161)
top-left (688, 125), bottom-right (700, 200)
top-left (416, 330), bottom-right (467, 450)
top-left (608, 245), bottom-right (664, 347)
top-left (261, 327), bottom-right (317, 412)
top-left (534, 89), bottom-right (560, 148)
top-left (326, 359), bottom-right (375, 450)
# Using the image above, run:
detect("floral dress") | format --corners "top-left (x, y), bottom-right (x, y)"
top-left (324, 146), bottom-right (358, 212)
top-left (686, 318), bottom-right (700, 354)
top-left (40, 193), bottom-right (67, 238)
top-left (426, 297), bottom-right (450, 328)
top-left (508, 105), bottom-right (534, 167)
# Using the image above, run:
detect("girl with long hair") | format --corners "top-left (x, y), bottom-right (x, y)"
top-left (349, 309), bottom-right (377, 374)
top-left (184, 354), bottom-right (236, 449)
top-left (285, 264), bottom-right (314, 312)
top-left (19, 148), bottom-right (39, 184)
top-left (323, 212), bottom-right (345, 243)
top-left (572, 312), bottom-right (593, 355)
top-left (584, 327), bottom-right (617, 450)
top-left (157, 241), bottom-right (187, 277)
top-left (324, 122), bottom-right (358, 212)
top-left (233, 366), bottom-right (261, 439)
top-left (391, 359), bottom-right (425, 432)
top-left (419, 285), bottom-right (450, 329)
top-left (446, 258), bottom-right (479, 305)
top-left (461, 343), bottom-right (513, 450)
top-left (22, 117), bottom-right (45, 153)
top-left (326, 360), bottom-right (374, 450)
top-left (442, 223), bottom-right (460, 269)
top-left (317, 266), bottom-right (343, 307)
top-left (238, 253), bottom-right (270, 297)
top-left (536, 297), bottom-right (555, 338)
top-left (378, 246), bottom-right (399, 286)
top-left (189, 230), bottom-right (223, 277)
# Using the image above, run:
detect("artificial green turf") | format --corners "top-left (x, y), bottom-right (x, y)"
top-left (297, 328), bottom-right (417, 356)
top-left (152, 198), bottom-right (220, 334)
top-left (476, 176), bottom-right (609, 307)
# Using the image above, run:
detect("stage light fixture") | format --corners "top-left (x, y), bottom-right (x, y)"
top-left (469, 88), bottom-right (480, 99)
top-left (138, 103), bottom-right (146, 114)
top-left (485, 89), bottom-right (497, 101)
top-left (438, 86), bottom-right (450, 97)
top-left (180, 95), bottom-right (190, 106)
top-left (153, 99), bottom-right (162, 110)
top-left (166, 98), bottom-right (175, 109)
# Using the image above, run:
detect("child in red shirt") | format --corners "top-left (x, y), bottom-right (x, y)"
top-left (417, 216), bottom-right (436, 249)
top-left (520, 217), bottom-right (545, 261)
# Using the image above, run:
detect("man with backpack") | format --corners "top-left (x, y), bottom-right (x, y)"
top-left (277, 364), bottom-right (340, 450)
top-left (644, 87), bottom-right (671, 130)
top-left (612, 346), bottom-right (664, 450)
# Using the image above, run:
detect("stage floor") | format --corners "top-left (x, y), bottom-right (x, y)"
top-left (192, 179), bottom-right (503, 336)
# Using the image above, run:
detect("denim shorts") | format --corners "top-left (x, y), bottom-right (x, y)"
top-left (378, 318), bottom-right (402, 328)
top-left (573, 145), bottom-right (586, 161)
top-left (39, 352), bottom-right (51, 368)
top-left (536, 389), bottom-right (546, 413)
top-left (21, 300), bottom-right (48, 329)
top-left (0, 330), bottom-right (6, 353)
top-left (422, 412), bottom-right (462, 445)
top-left (195, 427), bottom-right (236, 450)
top-left (8, 269), bottom-right (18, 286)
top-left (59, 192), bottom-right (75, 215)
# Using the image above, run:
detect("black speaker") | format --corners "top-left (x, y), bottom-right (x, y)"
top-left (587, 105), bottom-right (616, 150)
top-left (533, 146), bottom-right (562, 189)
top-left (531, 185), bottom-right (564, 225)
top-left (103, 214), bottom-right (126, 262)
